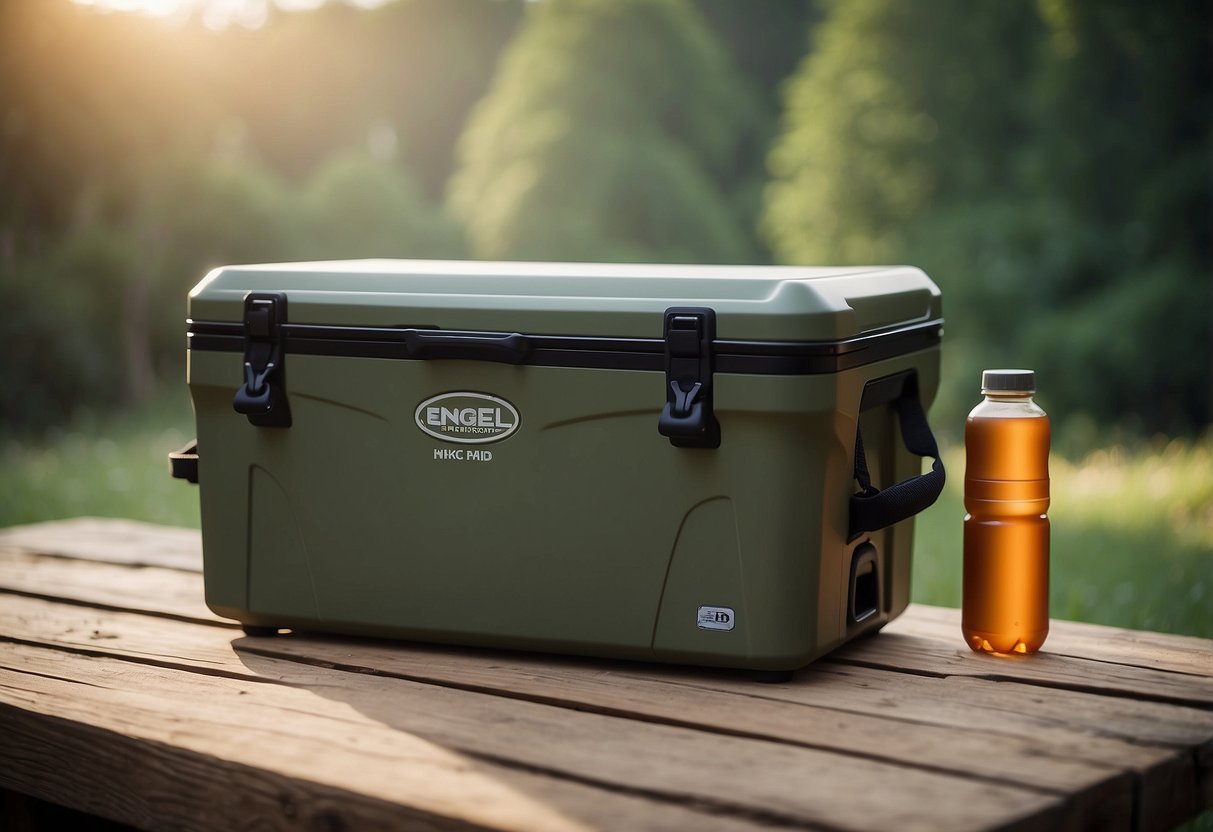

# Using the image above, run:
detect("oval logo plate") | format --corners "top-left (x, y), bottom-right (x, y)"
top-left (415, 392), bottom-right (520, 445)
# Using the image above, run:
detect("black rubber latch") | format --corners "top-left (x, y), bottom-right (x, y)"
top-left (232, 292), bottom-right (292, 427)
top-left (658, 307), bottom-right (720, 449)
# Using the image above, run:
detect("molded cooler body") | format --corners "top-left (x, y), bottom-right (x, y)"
top-left (185, 260), bottom-right (943, 671)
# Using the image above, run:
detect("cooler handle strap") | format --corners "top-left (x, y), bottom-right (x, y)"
top-left (849, 375), bottom-right (945, 536)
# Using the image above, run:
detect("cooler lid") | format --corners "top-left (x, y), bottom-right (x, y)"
top-left (188, 259), bottom-right (940, 342)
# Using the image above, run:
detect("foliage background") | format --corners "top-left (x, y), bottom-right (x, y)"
top-left (3, 0), bottom-right (1208, 442)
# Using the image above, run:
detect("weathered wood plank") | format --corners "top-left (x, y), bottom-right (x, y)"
top-left (0, 593), bottom-right (1135, 790)
top-left (0, 648), bottom-right (769, 832)
top-left (0, 517), bottom-right (202, 571)
top-left (241, 637), bottom-right (1213, 832)
top-left (3, 519), bottom-right (1209, 683)
top-left (0, 638), bottom-right (1071, 832)
top-left (0, 658), bottom-right (602, 832)
top-left (889, 604), bottom-right (1213, 679)
top-left (3, 518), bottom-right (1211, 831)
top-left (2, 547), bottom-right (1208, 724)
top-left (9, 592), bottom-right (1207, 832)
top-left (3, 555), bottom-right (1208, 748)
top-left (829, 629), bottom-right (1213, 708)
top-left (0, 550), bottom-right (222, 625)
top-left (0, 550), bottom-right (1208, 829)
top-left (1, 706), bottom-right (494, 832)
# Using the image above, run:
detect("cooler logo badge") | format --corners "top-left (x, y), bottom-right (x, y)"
top-left (697, 606), bottom-right (736, 632)
top-left (415, 392), bottom-right (520, 444)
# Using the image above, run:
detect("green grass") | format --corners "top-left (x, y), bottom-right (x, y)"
top-left (0, 388), bottom-right (200, 530)
top-left (2, 395), bottom-right (1210, 639)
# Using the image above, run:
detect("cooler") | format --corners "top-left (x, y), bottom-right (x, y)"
top-left (172, 259), bottom-right (946, 673)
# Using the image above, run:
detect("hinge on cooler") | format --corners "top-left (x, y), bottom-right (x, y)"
top-left (658, 307), bottom-right (720, 448)
top-left (232, 292), bottom-right (292, 427)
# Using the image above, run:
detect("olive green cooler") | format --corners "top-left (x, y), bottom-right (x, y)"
top-left (174, 260), bottom-right (946, 673)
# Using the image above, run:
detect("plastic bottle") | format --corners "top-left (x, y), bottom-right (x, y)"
top-left (962, 369), bottom-right (1050, 654)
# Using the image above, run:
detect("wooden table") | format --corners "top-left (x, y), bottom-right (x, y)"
top-left (0, 518), bottom-right (1209, 832)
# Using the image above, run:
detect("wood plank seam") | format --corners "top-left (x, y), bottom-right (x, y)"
top-left (0, 635), bottom-right (289, 688)
top-left (232, 641), bottom-right (1118, 798)
top-left (0, 702), bottom-right (500, 832)
top-left (4, 591), bottom-right (1164, 832)
top-left (3, 520), bottom-right (1211, 831)
top-left (0, 625), bottom-right (1083, 826)
top-left (9, 645), bottom-right (1033, 832)
top-left (637, 669), bottom-right (1212, 761)
top-left (3, 578), bottom-right (1204, 789)
top-left (0, 548), bottom-right (206, 575)
top-left (451, 749), bottom-right (844, 832)
top-left (4, 570), bottom-right (1201, 720)
top-left (1023, 650), bottom-right (1213, 679)
top-left (16, 572), bottom-right (1203, 761)
top-left (0, 586), bottom-right (238, 630)
top-left (1038, 654), bottom-right (1213, 680)
top-left (4, 618), bottom-right (1115, 829)
top-left (830, 655), bottom-right (1213, 710)
top-left (4, 574), bottom-right (1208, 767)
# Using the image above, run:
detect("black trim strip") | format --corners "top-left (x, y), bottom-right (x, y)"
top-left (187, 319), bottom-right (941, 376)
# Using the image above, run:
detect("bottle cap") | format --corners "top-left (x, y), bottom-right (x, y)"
top-left (981, 369), bottom-right (1035, 395)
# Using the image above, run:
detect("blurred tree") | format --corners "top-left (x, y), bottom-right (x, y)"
top-left (0, 244), bottom-right (127, 429)
top-left (692, 0), bottom-right (819, 115)
top-left (448, 0), bottom-right (761, 263)
top-left (0, 0), bottom-right (219, 258)
top-left (0, 153), bottom-right (301, 428)
top-left (0, 0), bottom-right (522, 253)
top-left (122, 155), bottom-right (302, 392)
top-left (0, 0), bottom-right (514, 431)
top-left (218, 0), bottom-right (525, 196)
top-left (763, 0), bottom-right (1040, 264)
top-left (763, 0), bottom-right (1211, 437)
top-left (300, 150), bottom-right (464, 259)
top-left (1016, 0), bottom-right (1213, 436)
top-left (0, 0), bottom-right (227, 427)
top-left (690, 0), bottom-right (821, 260)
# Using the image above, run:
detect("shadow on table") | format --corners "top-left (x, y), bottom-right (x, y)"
top-left (229, 632), bottom-right (856, 830)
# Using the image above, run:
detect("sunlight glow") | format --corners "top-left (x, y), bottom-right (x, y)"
top-left (72, 0), bottom-right (392, 30)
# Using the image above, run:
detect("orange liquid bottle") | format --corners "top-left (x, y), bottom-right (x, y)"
top-left (962, 369), bottom-right (1050, 654)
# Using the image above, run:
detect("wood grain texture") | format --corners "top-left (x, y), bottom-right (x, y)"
top-left (2, 557), bottom-right (1206, 754)
top-left (0, 643), bottom-right (768, 832)
top-left (889, 603), bottom-right (1213, 679)
top-left (0, 518), bottom-right (202, 571)
top-left (0, 595), bottom-right (1138, 798)
top-left (0, 573), bottom-right (1206, 831)
top-left (829, 628), bottom-right (1213, 708)
top-left (0, 550), bottom-right (222, 625)
top-left (1, 518), bottom-right (1211, 832)
top-left (0, 610), bottom-right (1073, 832)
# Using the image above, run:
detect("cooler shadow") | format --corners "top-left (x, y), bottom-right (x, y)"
top-left (229, 632), bottom-right (836, 829)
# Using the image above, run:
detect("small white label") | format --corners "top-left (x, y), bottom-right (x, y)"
top-left (697, 606), bottom-right (735, 631)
